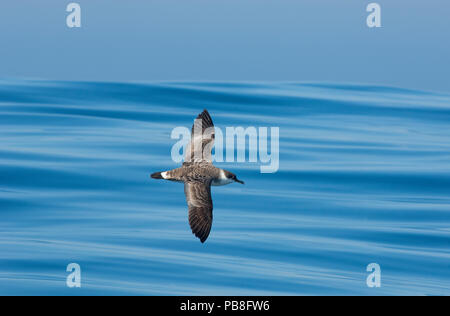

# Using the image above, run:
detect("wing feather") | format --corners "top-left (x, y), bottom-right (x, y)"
top-left (185, 109), bottom-right (215, 163)
top-left (184, 180), bottom-right (213, 243)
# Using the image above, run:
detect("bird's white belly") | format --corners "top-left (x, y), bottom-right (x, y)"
top-left (211, 178), bottom-right (233, 186)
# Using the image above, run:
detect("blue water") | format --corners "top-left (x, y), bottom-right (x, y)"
top-left (0, 79), bottom-right (449, 295)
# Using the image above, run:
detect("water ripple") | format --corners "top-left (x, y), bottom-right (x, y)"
top-left (0, 80), bottom-right (449, 295)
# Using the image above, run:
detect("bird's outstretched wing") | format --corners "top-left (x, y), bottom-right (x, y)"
top-left (185, 109), bottom-right (215, 163)
top-left (184, 180), bottom-right (213, 243)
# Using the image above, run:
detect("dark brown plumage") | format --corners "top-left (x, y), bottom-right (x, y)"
top-left (151, 109), bottom-right (244, 243)
top-left (186, 109), bottom-right (215, 163)
top-left (185, 180), bottom-right (213, 243)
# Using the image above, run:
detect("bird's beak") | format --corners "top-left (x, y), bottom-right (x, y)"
top-left (235, 178), bottom-right (245, 185)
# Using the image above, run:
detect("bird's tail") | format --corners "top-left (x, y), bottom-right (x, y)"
top-left (151, 172), bottom-right (164, 179)
top-left (151, 169), bottom-right (181, 182)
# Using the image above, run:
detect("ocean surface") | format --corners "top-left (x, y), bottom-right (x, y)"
top-left (0, 79), bottom-right (449, 295)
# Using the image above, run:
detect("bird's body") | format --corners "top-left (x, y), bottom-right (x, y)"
top-left (156, 162), bottom-right (223, 184)
top-left (151, 110), bottom-right (244, 243)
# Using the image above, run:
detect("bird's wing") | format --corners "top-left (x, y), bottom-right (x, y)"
top-left (185, 109), bottom-right (215, 163)
top-left (184, 180), bottom-right (213, 243)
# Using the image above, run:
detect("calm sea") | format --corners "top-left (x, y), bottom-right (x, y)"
top-left (0, 80), bottom-right (449, 295)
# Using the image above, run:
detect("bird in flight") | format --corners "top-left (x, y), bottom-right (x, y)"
top-left (151, 109), bottom-right (244, 243)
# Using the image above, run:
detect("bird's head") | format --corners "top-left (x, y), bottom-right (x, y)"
top-left (224, 170), bottom-right (244, 185)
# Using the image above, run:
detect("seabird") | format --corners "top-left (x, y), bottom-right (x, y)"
top-left (151, 109), bottom-right (244, 243)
